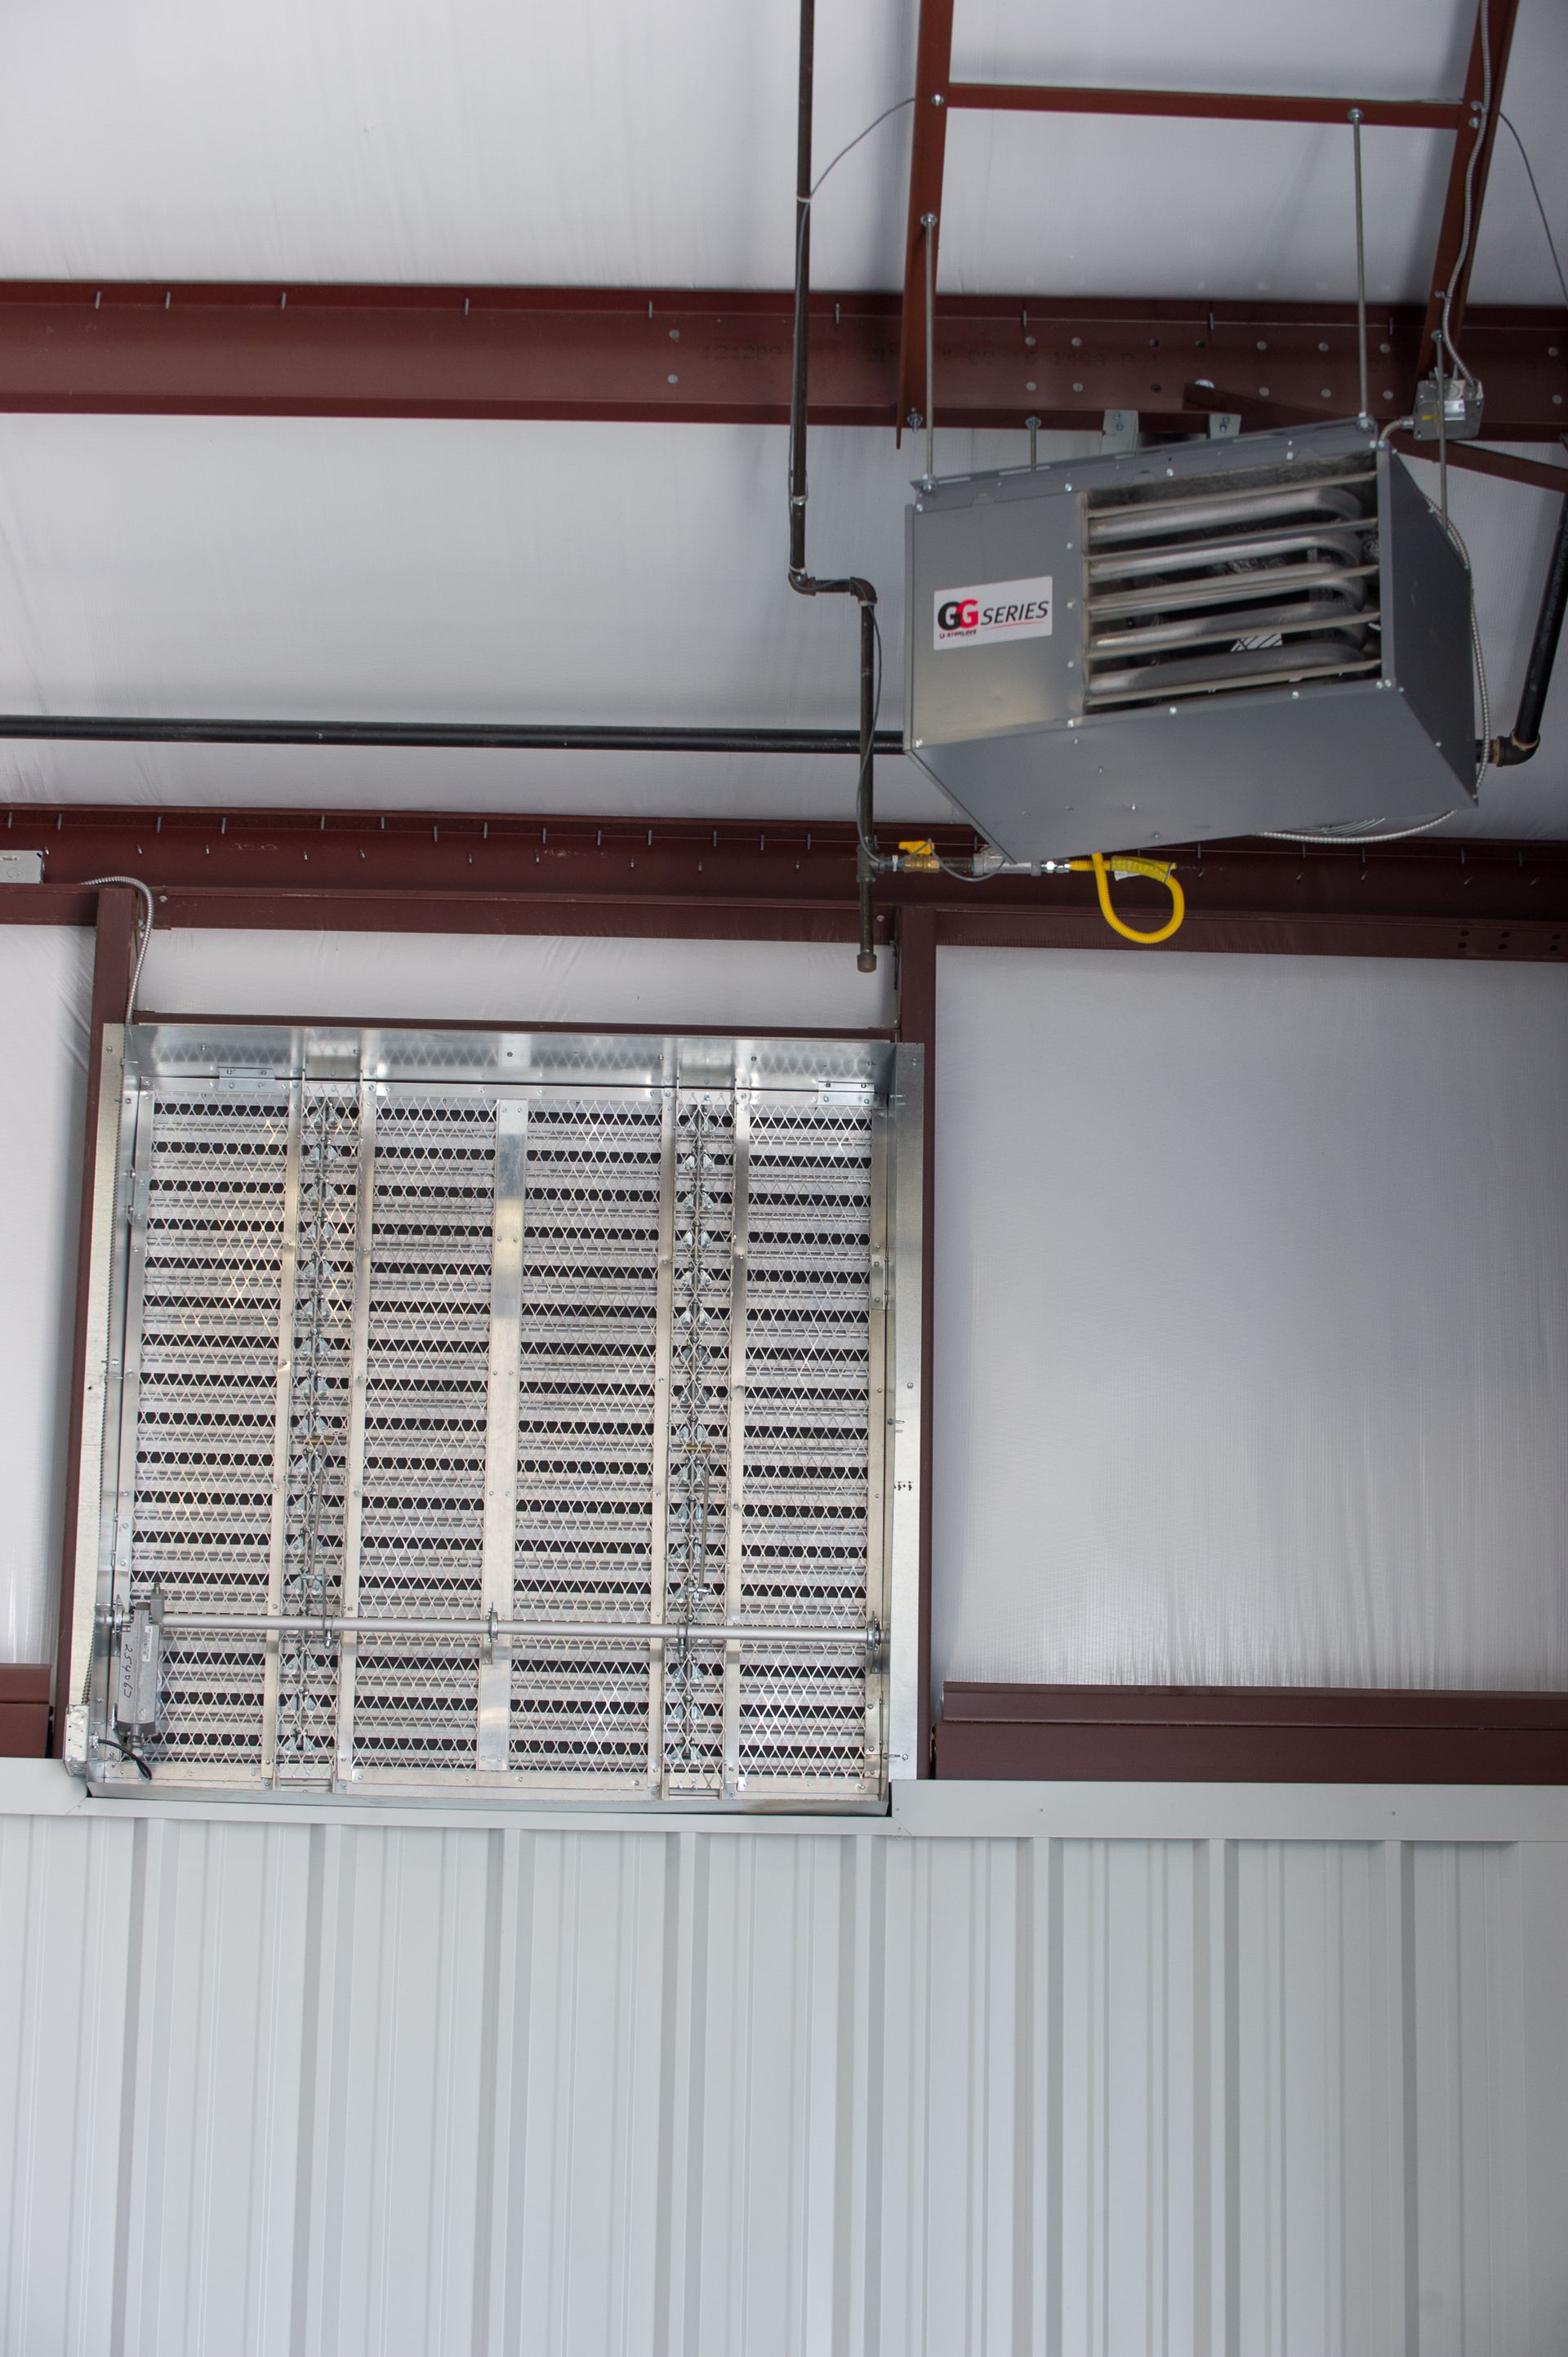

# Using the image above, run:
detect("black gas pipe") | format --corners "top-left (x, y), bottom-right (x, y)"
top-left (0, 715), bottom-right (902, 755)
top-left (1488, 492), bottom-right (1568, 766)
top-left (786, 0), bottom-right (884, 971)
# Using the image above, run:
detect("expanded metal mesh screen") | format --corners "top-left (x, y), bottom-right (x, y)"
top-left (82, 1027), bottom-right (916, 1807)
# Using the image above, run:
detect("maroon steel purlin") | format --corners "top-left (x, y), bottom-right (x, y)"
top-left (2, 813), bottom-right (1566, 957)
top-left (0, 281), bottom-right (1560, 439)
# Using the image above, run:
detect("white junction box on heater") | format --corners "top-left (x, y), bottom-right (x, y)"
top-left (904, 418), bottom-right (1477, 862)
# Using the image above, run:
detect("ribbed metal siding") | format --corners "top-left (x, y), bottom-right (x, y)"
top-left (2, 1814), bottom-right (1566, 2355)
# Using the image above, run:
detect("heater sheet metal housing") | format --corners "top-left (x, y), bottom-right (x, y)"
top-left (904, 420), bottom-right (1477, 862)
top-left (65, 1023), bottom-right (924, 1810)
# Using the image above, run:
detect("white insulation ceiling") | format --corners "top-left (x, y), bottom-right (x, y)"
top-left (1, 0), bottom-right (1563, 301)
top-left (0, 0), bottom-right (1565, 829)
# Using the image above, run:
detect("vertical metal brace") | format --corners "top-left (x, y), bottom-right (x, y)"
top-left (920, 211), bottom-right (938, 489)
top-left (333, 1076), bottom-right (378, 1784)
top-left (647, 1080), bottom-right (677, 1793)
top-left (864, 1098), bottom-right (890, 1792)
top-left (720, 1076), bottom-right (751, 1795)
top-left (65, 1027), bottom-right (130, 1770)
top-left (478, 1100), bottom-right (528, 1771)
top-left (1349, 107), bottom-right (1370, 425)
top-left (261, 1079), bottom-right (305, 1780)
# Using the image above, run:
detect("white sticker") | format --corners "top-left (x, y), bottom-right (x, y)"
top-left (933, 574), bottom-right (1054, 649)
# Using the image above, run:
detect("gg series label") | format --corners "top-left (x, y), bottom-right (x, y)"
top-left (933, 574), bottom-right (1054, 649)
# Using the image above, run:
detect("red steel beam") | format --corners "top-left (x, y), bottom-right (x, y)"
top-left (935, 1682), bottom-right (1568, 1781)
top-left (2, 809), bottom-right (1566, 960)
top-left (1418, 0), bottom-right (1523, 385)
top-left (895, 0), bottom-right (956, 434)
top-left (0, 283), bottom-right (1562, 437)
top-left (943, 82), bottom-right (1463, 131)
top-left (1183, 385), bottom-right (1568, 491)
top-left (1387, 434), bottom-right (1568, 495)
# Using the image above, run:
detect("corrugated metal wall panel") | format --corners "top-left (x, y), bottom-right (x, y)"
top-left (3, 1807), bottom-right (1567, 2355)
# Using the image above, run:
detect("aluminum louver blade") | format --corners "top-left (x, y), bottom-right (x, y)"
top-left (1083, 461), bottom-right (1381, 709)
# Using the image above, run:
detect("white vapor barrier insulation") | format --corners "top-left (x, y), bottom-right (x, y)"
top-left (0, 927), bottom-right (91, 1661)
top-left (2, 417), bottom-right (1565, 840)
top-left (137, 925), bottom-right (893, 1027)
top-left (934, 951), bottom-right (1568, 1692)
top-left (3, 1783), bottom-right (1568, 2355)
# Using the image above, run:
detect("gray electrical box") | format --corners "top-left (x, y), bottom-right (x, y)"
top-left (904, 419), bottom-right (1477, 862)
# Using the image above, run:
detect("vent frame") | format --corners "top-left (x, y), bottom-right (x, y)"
top-left (67, 1023), bottom-right (923, 1812)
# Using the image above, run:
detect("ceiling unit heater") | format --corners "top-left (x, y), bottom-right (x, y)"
top-left (904, 419), bottom-right (1477, 862)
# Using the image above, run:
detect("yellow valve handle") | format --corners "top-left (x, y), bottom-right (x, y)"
top-left (1068, 851), bottom-right (1186, 945)
top-left (897, 838), bottom-right (942, 872)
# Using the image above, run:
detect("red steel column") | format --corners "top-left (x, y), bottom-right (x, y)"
top-left (1417, 0), bottom-right (1522, 385)
top-left (50, 886), bottom-right (137, 1753)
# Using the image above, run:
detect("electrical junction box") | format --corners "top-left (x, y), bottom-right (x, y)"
top-left (903, 418), bottom-right (1477, 863)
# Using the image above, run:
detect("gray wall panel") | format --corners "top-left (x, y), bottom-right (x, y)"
top-left (3, 1793), bottom-right (1567, 2354)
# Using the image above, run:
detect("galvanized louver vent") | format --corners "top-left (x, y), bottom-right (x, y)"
top-left (68, 1025), bottom-right (922, 1808)
top-left (1082, 464), bottom-right (1382, 710)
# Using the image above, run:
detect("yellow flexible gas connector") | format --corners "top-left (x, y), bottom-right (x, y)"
top-left (1068, 851), bottom-right (1186, 945)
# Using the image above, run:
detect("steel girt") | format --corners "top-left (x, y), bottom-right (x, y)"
top-left (2, 283), bottom-right (1560, 438)
top-left (935, 1681), bottom-right (1568, 1782)
top-left (1, 812), bottom-right (1566, 960)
